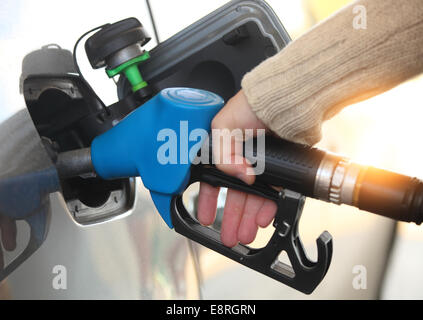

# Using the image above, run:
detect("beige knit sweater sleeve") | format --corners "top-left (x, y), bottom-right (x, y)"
top-left (241, 0), bottom-right (423, 145)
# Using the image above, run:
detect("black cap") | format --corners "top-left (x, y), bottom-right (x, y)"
top-left (85, 17), bottom-right (151, 69)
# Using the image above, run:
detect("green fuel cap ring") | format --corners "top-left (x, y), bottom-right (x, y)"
top-left (106, 51), bottom-right (150, 92)
top-left (84, 18), bottom-right (152, 93)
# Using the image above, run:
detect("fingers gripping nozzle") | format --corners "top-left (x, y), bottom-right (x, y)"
top-left (185, 165), bottom-right (332, 294)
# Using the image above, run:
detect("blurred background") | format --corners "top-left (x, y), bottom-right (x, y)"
top-left (0, 0), bottom-right (422, 299)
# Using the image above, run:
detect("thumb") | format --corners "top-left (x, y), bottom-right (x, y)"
top-left (210, 90), bottom-right (264, 185)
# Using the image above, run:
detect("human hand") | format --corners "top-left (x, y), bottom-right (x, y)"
top-left (197, 90), bottom-right (277, 247)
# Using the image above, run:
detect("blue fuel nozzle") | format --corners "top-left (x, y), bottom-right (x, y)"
top-left (90, 87), bottom-right (224, 228)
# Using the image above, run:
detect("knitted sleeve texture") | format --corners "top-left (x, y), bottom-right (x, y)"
top-left (241, 0), bottom-right (423, 145)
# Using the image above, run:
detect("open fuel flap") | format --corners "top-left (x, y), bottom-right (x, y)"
top-left (22, 45), bottom-right (135, 225)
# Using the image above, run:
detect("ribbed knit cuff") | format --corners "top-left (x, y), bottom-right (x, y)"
top-left (241, 0), bottom-right (423, 146)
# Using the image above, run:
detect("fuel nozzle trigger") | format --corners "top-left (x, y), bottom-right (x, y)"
top-left (171, 164), bottom-right (333, 294)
